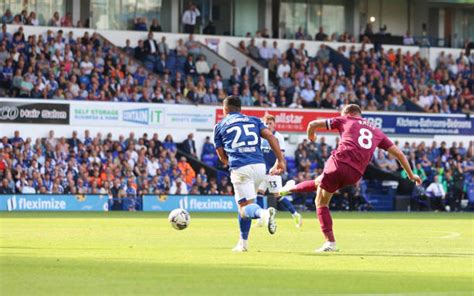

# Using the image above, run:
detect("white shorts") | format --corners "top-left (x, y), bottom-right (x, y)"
top-left (230, 163), bottom-right (266, 204)
top-left (257, 175), bottom-right (283, 194)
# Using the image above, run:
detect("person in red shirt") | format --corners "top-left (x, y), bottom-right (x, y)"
top-left (279, 104), bottom-right (422, 252)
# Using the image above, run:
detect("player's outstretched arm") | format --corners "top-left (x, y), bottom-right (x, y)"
top-left (387, 145), bottom-right (422, 185)
top-left (307, 119), bottom-right (328, 142)
top-left (216, 147), bottom-right (229, 166)
top-left (261, 128), bottom-right (286, 175)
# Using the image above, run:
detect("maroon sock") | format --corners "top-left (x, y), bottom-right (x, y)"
top-left (291, 180), bottom-right (317, 193)
top-left (317, 206), bottom-right (335, 242)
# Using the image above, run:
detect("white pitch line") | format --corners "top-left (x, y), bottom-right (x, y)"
top-left (431, 231), bottom-right (461, 239)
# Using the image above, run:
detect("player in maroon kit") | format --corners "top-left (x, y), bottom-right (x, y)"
top-left (279, 104), bottom-right (422, 252)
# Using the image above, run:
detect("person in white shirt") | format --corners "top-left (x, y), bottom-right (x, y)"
top-left (28, 12), bottom-right (39, 26)
top-left (300, 83), bottom-right (315, 104)
top-left (277, 59), bottom-right (291, 78)
top-left (21, 179), bottom-right (36, 194)
top-left (418, 89), bottom-right (434, 109)
top-left (80, 55), bottom-right (94, 75)
top-left (147, 157), bottom-right (161, 177)
top-left (259, 40), bottom-right (272, 61)
top-left (403, 31), bottom-right (415, 45)
top-left (269, 41), bottom-right (281, 60)
top-left (289, 97), bottom-right (304, 109)
top-left (182, 3), bottom-right (200, 34)
top-left (196, 56), bottom-right (210, 74)
top-left (170, 178), bottom-right (188, 194)
top-left (425, 175), bottom-right (446, 211)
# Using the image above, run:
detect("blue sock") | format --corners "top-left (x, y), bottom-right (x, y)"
top-left (279, 197), bottom-right (297, 215)
top-left (238, 213), bottom-right (251, 240)
top-left (243, 203), bottom-right (262, 219)
top-left (256, 195), bottom-right (265, 208)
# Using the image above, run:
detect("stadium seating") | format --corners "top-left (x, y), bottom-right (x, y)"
top-left (0, 24), bottom-right (472, 114)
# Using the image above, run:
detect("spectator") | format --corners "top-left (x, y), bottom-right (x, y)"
top-left (247, 38), bottom-right (260, 60)
top-left (403, 31), bottom-right (415, 45)
top-left (158, 36), bottom-right (170, 57)
top-left (295, 26), bottom-right (305, 40)
top-left (240, 88), bottom-right (254, 106)
top-left (185, 34), bottom-right (201, 58)
top-left (202, 85), bottom-right (218, 104)
top-left (163, 135), bottom-right (177, 152)
top-left (48, 11), bottom-right (60, 27)
top-left (182, 133), bottom-right (197, 157)
top-left (276, 59), bottom-right (291, 79)
top-left (196, 55), bottom-right (210, 75)
top-left (27, 12), bottom-right (39, 26)
top-left (1, 9), bottom-right (13, 24)
top-left (269, 41), bottom-right (282, 60)
top-left (0, 178), bottom-right (13, 194)
top-left (0, 24), bottom-right (12, 43)
top-left (149, 18), bottom-right (162, 32)
top-left (258, 40), bottom-right (272, 62)
top-left (176, 38), bottom-right (188, 57)
top-left (201, 136), bottom-right (216, 159)
top-left (316, 44), bottom-right (330, 64)
top-left (241, 60), bottom-right (258, 83)
top-left (134, 17), bottom-right (148, 31)
top-left (426, 175), bottom-right (446, 211)
top-left (182, 3), bottom-right (200, 34)
top-left (178, 157), bottom-right (196, 186)
top-left (170, 177), bottom-right (188, 194)
top-left (184, 55), bottom-right (197, 76)
top-left (60, 12), bottom-right (73, 27)
top-left (144, 32), bottom-right (159, 62)
top-left (315, 26), bottom-right (328, 41)
top-left (133, 39), bottom-right (146, 61)
top-left (123, 39), bottom-right (134, 56)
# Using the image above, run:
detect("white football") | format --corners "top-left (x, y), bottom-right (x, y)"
top-left (168, 208), bottom-right (191, 230)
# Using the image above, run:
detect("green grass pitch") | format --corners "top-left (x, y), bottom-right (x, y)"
top-left (1, 212), bottom-right (473, 295)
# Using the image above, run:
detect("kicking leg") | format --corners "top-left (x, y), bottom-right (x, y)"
top-left (239, 201), bottom-right (277, 235)
top-left (279, 177), bottom-right (321, 196)
top-left (314, 186), bottom-right (337, 252)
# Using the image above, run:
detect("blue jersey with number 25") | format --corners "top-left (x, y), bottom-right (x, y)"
top-left (214, 112), bottom-right (266, 170)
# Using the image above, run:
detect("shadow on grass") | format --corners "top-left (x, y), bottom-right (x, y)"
top-left (1, 255), bottom-right (473, 295)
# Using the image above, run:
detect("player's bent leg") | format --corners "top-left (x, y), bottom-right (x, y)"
top-left (239, 200), bottom-right (277, 235)
top-left (315, 187), bottom-right (338, 253)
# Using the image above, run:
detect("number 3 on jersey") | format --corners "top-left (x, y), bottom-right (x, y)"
top-left (358, 128), bottom-right (373, 149)
top-left (226, 124), bottom-right (258, 149)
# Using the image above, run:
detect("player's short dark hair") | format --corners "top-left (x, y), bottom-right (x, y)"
top-left (223, 96), bottom-right (241, 112)
top-left (342, 104), bottom-right (362, 116)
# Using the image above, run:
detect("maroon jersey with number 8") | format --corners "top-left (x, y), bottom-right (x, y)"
top-left (326, 116), bottom-right (394, 175)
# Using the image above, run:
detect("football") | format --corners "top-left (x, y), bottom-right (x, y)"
top-left (168, 209), bottom-right (191, 230)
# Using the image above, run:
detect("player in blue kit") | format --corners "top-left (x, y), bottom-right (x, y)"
top-left (256, 114), bottom-right (302, 228)
top-left (214, 96), bottom-right (286, 252)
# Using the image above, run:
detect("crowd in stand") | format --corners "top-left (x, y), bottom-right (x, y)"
top-left (1, 22), bottom-right (471, 114)
top-left (2, 9), bottom-right (83, 28)
top-left (237, 37), bottom-right (473, 113)
top-left (0, 130), bottom-right (227, 210)
top-left (0, 129), bottom-right (472, 212)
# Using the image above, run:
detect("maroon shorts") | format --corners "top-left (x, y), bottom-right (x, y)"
top-left (317, 157), bottom-right (362, 193)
